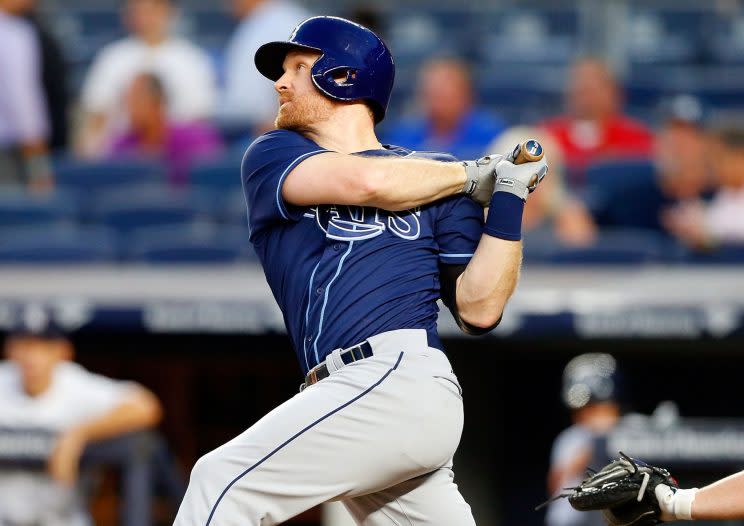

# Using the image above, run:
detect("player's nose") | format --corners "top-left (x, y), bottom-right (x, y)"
top-left (274, 72), bottom-right (291, 94)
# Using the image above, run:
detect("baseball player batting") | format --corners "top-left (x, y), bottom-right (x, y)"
top-left (174, 16), bottom-right (547, 525)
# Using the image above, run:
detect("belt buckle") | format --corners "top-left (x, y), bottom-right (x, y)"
top-left (307, 368), bottom-right (318, 386)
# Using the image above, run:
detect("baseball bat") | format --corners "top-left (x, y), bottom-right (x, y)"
top-left (511, 139), bottom-right (544, 165)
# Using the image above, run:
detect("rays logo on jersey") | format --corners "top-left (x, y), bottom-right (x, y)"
top-left (313, 205), bottom-right (421, 241)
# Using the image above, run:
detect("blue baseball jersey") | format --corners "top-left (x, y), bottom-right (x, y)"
top-left (242, 129), bottom-right (483, 374)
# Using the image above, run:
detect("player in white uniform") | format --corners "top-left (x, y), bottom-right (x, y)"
top-left (0, 318), bottom-right (162, 525)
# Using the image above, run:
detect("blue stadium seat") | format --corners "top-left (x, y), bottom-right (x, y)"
top-left (583, 159), bottom-right (668, 231)
top-left (189, 155), bottom-right (244, 190)
top-left (0, 190), bottom-right (79, 227)
top-left (125, 223), bottom-right (252, 264)
top-left (624, 9), bottom-right (704, 66)
top-left (90, 189), bottom-right (202, 234)
top-left (476, 74), bottom-right (563, 123)
top-left (181, 9), bottom-right (236, 55)
top-left (0, 225), bottom-right (116, 264)
top-left (84, 182), bottom-right (206, 219)
top-left (218, 191), bottom-right (249, 225)
top-left (54, 157), bottom-right (165, 190)
top-left (385, 12), bottom-right (467, 68)
top-left (678, 244), bottom-right (744, 264)
top-left (705, 13), bottom-right (744, 64)
top-left (474, 8), bottom-right (579, 66)
top-left (523, 229), bottom-right (677, 265)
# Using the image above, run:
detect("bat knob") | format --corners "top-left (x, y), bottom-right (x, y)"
top-left (512, 139), bottom-right (544, 164)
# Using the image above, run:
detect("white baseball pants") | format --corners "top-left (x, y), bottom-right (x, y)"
top-left (173, 329), bottom-right (475, 525)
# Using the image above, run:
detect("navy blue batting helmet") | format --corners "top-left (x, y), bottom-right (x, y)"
top-left (254, 16), bottom-right (395, 124)
top-left (562, 353), bottom-right (621, 410)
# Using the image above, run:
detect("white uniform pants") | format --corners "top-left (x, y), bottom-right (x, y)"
top-left (174, 329), bottom-right (475, 525)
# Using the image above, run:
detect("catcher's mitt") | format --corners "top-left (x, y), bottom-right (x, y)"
top-left (537, 452), bottom-right (678, 526)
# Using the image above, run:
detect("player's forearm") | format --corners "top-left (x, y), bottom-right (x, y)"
top-left (284, 153), bottom-right (468, 211)
top-left (691, 470), bottom-right (744, 520)
top-left (455, 235), bottom-right (522, 328)
top-left (361, 157), bottom-right (467, 211)
top-left (71, 387), bottom-right (162, 444)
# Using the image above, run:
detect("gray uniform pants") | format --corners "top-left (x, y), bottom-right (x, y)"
top-left (174, 329), bottom-right (475, 525)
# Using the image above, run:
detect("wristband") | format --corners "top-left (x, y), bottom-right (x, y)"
top-left (484, 191), bottom-right (524, 241)
top-left (673, 488), bottom-right (698, 520)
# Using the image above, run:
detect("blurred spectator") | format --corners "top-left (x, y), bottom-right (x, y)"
top-left (383, 57), bottom-right (506, 160)
top-left (0, 311), bottom-right (162, 525)
top-left (19, 0), bottom-right (70, 151)
top-left (646, 95), bottom-right (712, 235)
top-left (586, 95), bottom-right (712, 232)
top-left (109, 73), bottom-right (223, 186)
top-left (0, 0), bottom-right (53, 191)
top-left (654, 95), bottom-right (710, 205)
top-left (663, 118), bottom-right (744, 249)
top-left (546, 353), bottom-right (621, 526)
top-left (77, 0), bottom-right (217, 158)
top-left (219, 0), bottom-right (310, 133)
top-left (487, 126), bottom-right (597, 246)
top-left (541, 57), bottom-right (654, 186)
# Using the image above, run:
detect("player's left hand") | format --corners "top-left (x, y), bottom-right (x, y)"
top-left (493, 156), bottom-right (548, 201)
top-left (48, 428), bottom-right (87, 486)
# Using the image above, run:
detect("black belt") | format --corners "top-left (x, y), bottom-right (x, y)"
top-left (303, 341), bottom-right (374, 388)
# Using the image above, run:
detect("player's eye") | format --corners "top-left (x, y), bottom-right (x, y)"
top-left (297, 64), bottom-right (306, 71)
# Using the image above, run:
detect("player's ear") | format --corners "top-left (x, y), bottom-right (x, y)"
top-left (58, 339), bottom-right (74, 362)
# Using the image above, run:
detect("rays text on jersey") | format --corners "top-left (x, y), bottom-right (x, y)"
top-left (311, 205), bottom-right (422, 241)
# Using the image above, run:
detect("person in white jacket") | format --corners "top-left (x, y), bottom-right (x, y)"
top-left (77, 0), bottom-right (217, 157)
top-left (0, 314), bottom-right (162, 525)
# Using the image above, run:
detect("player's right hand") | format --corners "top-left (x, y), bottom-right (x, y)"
top-left (461, 154), bottom-right (505, 206)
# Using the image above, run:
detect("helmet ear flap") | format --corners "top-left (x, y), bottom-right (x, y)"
top-left (312, 59), bottom-right (365, 100)
top-left (323, 66), bottom-right (360, 87)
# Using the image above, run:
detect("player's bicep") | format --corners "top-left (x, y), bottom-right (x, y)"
top-left (282, 152), bottom-right (375, 207)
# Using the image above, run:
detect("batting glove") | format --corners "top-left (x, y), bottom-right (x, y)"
top-left (493, 157), bottom-right (548, 201)
top-left (461, 154), bottom-right (505, 206)
top-left (655, 484), bottom-right (698, 521)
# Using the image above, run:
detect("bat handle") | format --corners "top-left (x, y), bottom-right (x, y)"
top-left (512, 139), bottom-right (544, 165)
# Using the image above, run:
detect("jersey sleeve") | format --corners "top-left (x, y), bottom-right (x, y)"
top-left (63, 363), bottom-right (139, 424)
top-left (241, 130), bottom-right (329, 240)
top-left (435, 196), bottom-right (484, 265)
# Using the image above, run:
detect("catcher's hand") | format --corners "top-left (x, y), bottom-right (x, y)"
top-left (537, 452), bottom-right (679, 526)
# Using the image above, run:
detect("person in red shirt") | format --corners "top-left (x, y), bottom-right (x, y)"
top-left (541, 57), bottom-right (654, 187)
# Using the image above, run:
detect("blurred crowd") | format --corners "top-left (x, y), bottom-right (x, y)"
top-left (1, 0), bottom-right (744, 263)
